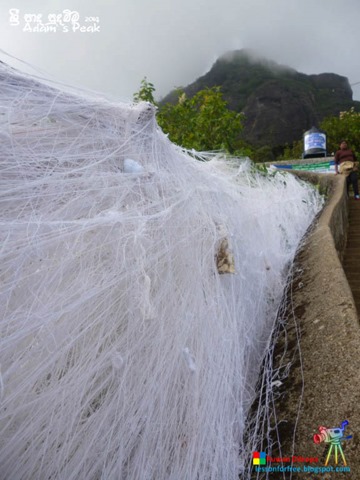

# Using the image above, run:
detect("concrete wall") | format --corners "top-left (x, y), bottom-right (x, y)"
top-left (293, 171), bottom-right (349, 260)
top-left (273, 172), bottom-right (360, 476)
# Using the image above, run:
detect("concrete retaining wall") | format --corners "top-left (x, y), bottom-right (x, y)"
top-left (274, 171), bottom-right (360, 477)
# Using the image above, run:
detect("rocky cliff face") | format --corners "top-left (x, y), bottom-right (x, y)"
top-left (242, 79), bottom-right (318, 146)
top-left (162, 50), bottom-right (358, 147)
top-left (241, 73), bottom-right (355, 146)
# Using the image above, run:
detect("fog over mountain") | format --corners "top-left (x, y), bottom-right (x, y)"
top-left (160, 49), bottom-right (358, 147)
top-left (1, 0), bottom-right (360, 102)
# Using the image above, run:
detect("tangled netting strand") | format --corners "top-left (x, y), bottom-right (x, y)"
top-left (0, 61), bottom-right (324, 480)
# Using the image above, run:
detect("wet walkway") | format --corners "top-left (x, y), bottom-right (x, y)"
top-left (343, 198), bottom-right (360, 314)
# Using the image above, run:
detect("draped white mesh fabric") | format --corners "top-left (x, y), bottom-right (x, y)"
top-left (0, 62), bottom-right (323, 479)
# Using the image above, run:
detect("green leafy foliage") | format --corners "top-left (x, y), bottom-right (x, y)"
top-left (133, 78), bottom-right (245, 153)
top-left (277, 140), bottom-right (303, 160)
top-left (157, 87), bottom-right (244, 152)
top-left (133, 77), bottom-right (157, 104)
top-left (233, 144), bottom-right (255, 158)
top-left (320, 107), bottom-right (360, 155)
top-left (252, 145), bottom-right (275, 163)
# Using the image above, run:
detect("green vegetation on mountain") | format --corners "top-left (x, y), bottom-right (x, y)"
top-left (134, 80), bottom-right (245, 153)
top-left (160, 49), bottom-right (360, 153)
top-left (135, 50), bottom-right (360, 160)
top-left (157, 88), bottom-right (244, 152)
top-left (320, 108), bottom-right (360, 155)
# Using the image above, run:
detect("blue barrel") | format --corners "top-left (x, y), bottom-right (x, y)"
top-left (303, 127), bottom-right (327, 159)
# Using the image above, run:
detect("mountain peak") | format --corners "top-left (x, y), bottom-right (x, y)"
top-left (162, 50), bottom-right (357, 147)
top-left (217, 49), bottom-right (295, 74)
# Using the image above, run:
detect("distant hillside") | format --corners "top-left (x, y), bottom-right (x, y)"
top-left (161, 49), bottom-right (360, 148)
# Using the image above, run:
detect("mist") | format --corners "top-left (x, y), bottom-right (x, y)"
top-left (1, 0), bottom-right (360, 101)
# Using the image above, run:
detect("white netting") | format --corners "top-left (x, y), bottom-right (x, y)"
top-left (0, 61), bottom-right (323, 480)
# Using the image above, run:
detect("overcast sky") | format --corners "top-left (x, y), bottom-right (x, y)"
top-left (1, 0), bottom-right (360, 102)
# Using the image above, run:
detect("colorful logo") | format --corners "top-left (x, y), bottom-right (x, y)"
top-left (252, 451), bottom-right (266, 466)
top-left (313, 420), bottom-right (352, 466)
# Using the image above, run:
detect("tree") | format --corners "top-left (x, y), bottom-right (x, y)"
top-left (320, 107), bottom-right (360, 155)
top-left (133, 77), bottom-right (157, 104)
top-left (133, 79), bottom-right (244, 153)
top-left (157, 87), bottom-right (244, 153)
top-left (252, 145), bottom-right (275, 163)
top-left (277, 139), bottom-right (303, 160)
